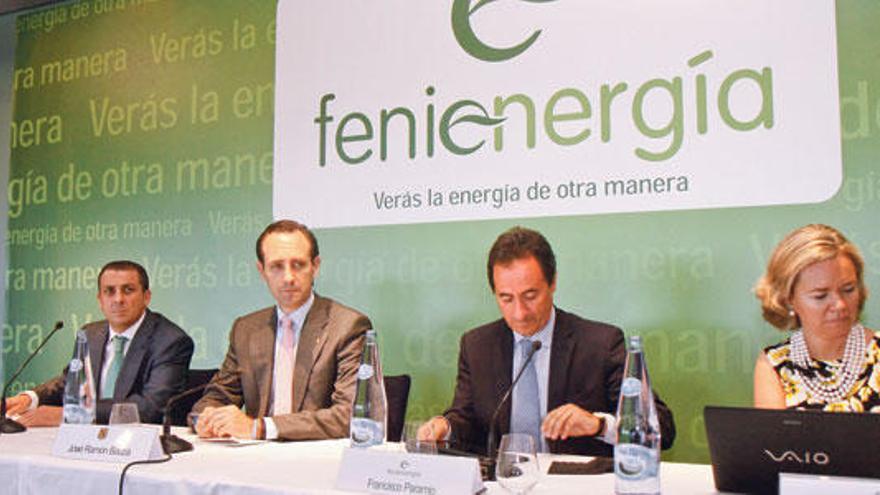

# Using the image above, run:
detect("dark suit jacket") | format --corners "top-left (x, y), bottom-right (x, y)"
top-left (444, 308), bottom-right (676, 456)
top-left (193, 294), bottom-right (371, 440)
top-left (34, 310), bottom-right (194, 424)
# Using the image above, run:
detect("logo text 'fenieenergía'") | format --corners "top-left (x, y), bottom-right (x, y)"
top-left (313, 50), bottom-right (773, 167)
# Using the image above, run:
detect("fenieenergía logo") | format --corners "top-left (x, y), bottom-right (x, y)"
top-left (451, 0), bottom-right (556, 62)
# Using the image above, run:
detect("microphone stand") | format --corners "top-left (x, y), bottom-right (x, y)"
top-left (483, 340), bottom-right (542, 480)
top-left (159, 383), bottom-right (210, 454)
top-left (1, 321), bottom-right (64, 435)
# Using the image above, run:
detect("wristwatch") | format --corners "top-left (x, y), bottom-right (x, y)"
top-left (251, 418), bottom-right (266, 440)
top-left (594, 415), bottom-right (607, 437)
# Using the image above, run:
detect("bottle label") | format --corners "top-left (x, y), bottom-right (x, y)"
top-left (614, 444), bottom-right (658, 480)
top-left (357, 364), bottom-right (374, 380)
top-left (69, 358), bottom-right (83, 373)
top-left (621, 377), bottom-right (641, 397)
top-left (350, 417), bottom-right (383, 447)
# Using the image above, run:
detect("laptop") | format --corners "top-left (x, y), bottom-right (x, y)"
top-left (704, 406), bottom-right (880, 494)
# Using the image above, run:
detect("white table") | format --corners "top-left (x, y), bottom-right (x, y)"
top-left (0, 427), bottom-right (720, 494)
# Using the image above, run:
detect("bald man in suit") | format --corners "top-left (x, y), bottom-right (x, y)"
top-left (193, 220), bottom-right (371, 440)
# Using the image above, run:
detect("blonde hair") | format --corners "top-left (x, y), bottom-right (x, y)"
top-left (754, 224), bottom-right (867, 330)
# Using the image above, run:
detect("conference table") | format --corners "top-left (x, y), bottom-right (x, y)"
top-left (0, 426), bottom-right (720, 494)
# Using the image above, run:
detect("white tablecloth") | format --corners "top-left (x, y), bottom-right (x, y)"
top-left (0, 427), bottom-right (720, 494)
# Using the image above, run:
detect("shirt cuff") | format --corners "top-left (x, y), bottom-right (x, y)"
top-left (264, 417), bottom-right (279, 440)
top-left (23, 391), bottom-right (39, 411)
top-left (595, 412), bottom-right (616, 444)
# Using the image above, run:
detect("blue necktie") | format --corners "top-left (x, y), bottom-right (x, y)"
top-left (510, 339), bottom-right (543, 450)
top-left (103, 335), bottom-right (128, 398)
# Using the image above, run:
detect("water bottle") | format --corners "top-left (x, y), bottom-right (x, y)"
top-left (614, 335), bottom-right (661, 495)
top-left (350, 329), bottom-right (387, 447)
top-left (62, 330), bottom-right (96, 425)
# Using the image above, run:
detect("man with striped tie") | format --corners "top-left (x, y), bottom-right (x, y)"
top-left (4, 260), bottom-right (194, 425)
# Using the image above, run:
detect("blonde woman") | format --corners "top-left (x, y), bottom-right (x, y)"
top-left (754, 224), bottom-right (878, 411)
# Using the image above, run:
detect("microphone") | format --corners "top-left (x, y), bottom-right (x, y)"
top-left (485, 340), bottom-right (542, 467)
top-left (160, 382), bottom-right (211, 454)
top-left (159, 378), bottom-right (236, 454)
top-left (1, 321), bottom-right (64, 435)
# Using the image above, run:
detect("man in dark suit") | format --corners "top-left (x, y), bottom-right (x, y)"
top-left (193, 220), bottom-right (371, 441)
top-left (420, 227), bottom-right (675, 456)
top-left (3, 260), bottom-right (194, 425)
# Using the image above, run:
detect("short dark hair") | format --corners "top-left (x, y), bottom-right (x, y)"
top-left (256, 219), bottom-right (320, 263)
top-left (487, 226), bottom-right (556, 291)
top-left (98, 260), bottom-right (150, 291)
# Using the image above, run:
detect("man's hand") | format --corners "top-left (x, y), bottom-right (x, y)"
top-left (417, 416), bottom-right (450, 442)
top-left (17, 405), bottom-right (63, 427)
top-left (542, 403), bottom-right (602, 441)
top-left (196, 405), bottom-right (254, 439)
top-left (4, 394), bottom-right (32, 416)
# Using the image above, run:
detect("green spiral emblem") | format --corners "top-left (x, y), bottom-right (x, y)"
top-left (451, 0), bottom-right (557, 62)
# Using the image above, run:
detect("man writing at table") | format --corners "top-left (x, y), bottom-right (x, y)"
top-left (420, 227), bottom-right (676, 456)
top-left (3, 260), bottom-right (194, 425)
top-left (193, 220), bottom-right (372, 440)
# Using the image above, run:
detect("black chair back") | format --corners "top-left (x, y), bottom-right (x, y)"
top-left (383, 374), bottom-right (411, 442)
top-left (169, 368), bottom-right (218, 427)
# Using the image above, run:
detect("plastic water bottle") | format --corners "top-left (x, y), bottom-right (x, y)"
top-left (350, 329), bottom-right (387, 447)
top-left (62, 330), bottom-right (96, 425)
top-left (614, 335), bottom-right (661, 495)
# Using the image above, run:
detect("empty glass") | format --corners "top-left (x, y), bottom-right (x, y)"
top-left (495, 433), bottom-right (539, 494)
top-left (403, 421), bottom-right (438, 454)
top-left (108, 402), bottom-right (140, 425)
top-left (187, 412), bottom-right (200, 434)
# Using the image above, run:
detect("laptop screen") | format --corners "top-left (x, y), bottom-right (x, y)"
top-left (704, 406), bottom-right (880, 494)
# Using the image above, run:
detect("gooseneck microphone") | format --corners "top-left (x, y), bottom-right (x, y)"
top-left (160, 382), bottom-right (212, 454)
top-left (486, 339), bottom-right (543, 459)
top-left (159, 379), bottom-right (237, 454)
top-left (1, 320), bottom-right (64, 435)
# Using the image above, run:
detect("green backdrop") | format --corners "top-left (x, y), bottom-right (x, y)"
top-left (3, 0), bottom-right (879, 463)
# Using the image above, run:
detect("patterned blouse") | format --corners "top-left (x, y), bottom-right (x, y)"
top-left (763, 331), bottom-right (880, 412)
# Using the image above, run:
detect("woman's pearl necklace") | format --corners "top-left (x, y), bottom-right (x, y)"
top-left (789, 324), bottom-right (866, 403)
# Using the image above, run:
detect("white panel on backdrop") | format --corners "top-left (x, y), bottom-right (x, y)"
top-left (274, 0), bottom-right (841, 228)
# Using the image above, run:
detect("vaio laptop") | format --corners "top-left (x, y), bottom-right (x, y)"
top-left (704, 406), bottom-right (880, 494)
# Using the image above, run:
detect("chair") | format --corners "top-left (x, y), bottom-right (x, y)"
top-left (169, 368), bottom-right (218, 426)
top-left (383, 374), bottom-right (411, 442)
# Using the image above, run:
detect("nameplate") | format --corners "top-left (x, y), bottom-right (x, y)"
top-left (52, 424), bottom-right (164, 463)
top-left (335, 447), bottom-right (484, 494)
top-left (780, 472), bottom-right (880, 495)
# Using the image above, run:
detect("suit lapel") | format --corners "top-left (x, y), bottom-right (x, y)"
top-left (87, 325), bottom-right (108, 397)
top-left (548, 309), bottom-right (574, 410)
top-left (495, 325), bottom-right (514, 435)
top-left (252, 309), bottom-right (277, 417)
top-left (293, 295), bottom-right (330, 411)
top-left (113, 311), bottom-right (153, 400)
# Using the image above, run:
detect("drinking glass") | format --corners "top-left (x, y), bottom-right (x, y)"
top-left (187, 412), bottom-right (200, 434)
top-left (495, 433), bottom-right (539, 494)
top-left (108, 402), bottom-right (140, 425)
top-left (403, 421), bottom-right (438, 454)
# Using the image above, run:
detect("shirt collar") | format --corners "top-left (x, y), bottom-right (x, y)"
top-left (276, 292), bottom-right (315, 331)
top-left (108, 310), bottom-right (146, 342)
top-left (512, 307), bottom-right (556, 349)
